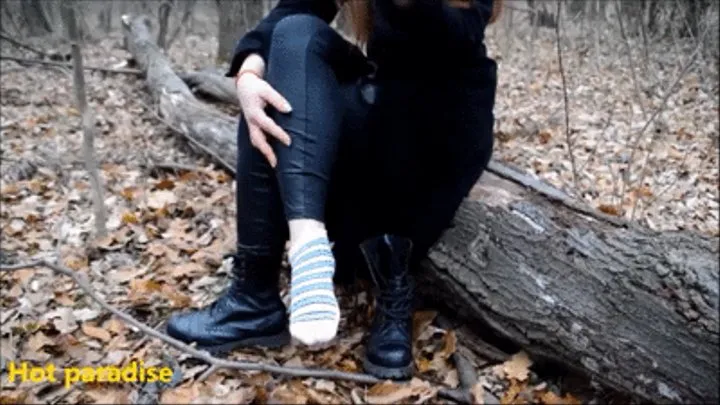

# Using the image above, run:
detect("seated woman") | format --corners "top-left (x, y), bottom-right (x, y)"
top-left (167, 0), bottom-right (501, 379)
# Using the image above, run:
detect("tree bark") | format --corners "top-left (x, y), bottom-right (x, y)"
top-left (121, 15), bottom-right (720, 404)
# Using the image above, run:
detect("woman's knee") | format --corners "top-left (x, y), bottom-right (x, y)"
top-left (270, 14), bottom-right (333, 59)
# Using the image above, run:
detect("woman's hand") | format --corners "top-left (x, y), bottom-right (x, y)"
top-left (236, 57), bottom-right (293, 168)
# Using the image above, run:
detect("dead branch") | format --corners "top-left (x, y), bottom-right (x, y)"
top-left (614, 0), bottom-right (648, 119)
top-left (619, 24), bottom-right (709, 214)
top-left (554, 0), bottom-right (579, 189)
top-left (627, 25), bottom-right (710, 219)
top-left (0, 260), bottom-right (467, 403)
top-left (435, 315), bottom-right (478, 403)
top-left (0, 54), bottom-right (142, 75)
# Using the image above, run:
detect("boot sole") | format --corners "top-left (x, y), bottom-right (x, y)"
top-left (167, 327), bottom-right (291, 356)
top-left (363, 357), bottom-right (414, 380)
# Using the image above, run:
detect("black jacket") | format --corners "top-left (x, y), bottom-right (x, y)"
top-left (225, 0), bottom-right (496, 82)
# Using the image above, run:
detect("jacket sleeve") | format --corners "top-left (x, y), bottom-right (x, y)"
top-left (225, 0), bottom-right (339, 77)
top-left (376, 0), bottom-right (495, 45)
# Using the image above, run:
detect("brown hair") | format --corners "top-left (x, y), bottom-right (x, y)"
top-left (340, 0), bottom-right (503, 44)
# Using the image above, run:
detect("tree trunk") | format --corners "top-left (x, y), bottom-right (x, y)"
top-left (157, 0), bottom-right (173, 50)
top-left (121, 15), bottom-right (720, 404)
top-left (215, 0), bottom-right (264, 64)
top-left (21, 0), bottom-right (54, 37)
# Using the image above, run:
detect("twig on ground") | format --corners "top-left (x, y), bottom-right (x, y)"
top-left (0, 260), bottom-right (466, 403)
top-left (554, 0), bottom-right (579, 189)
top-left (436, 315), bottom-right (477, 403)
top-left (0, 55), bottom-right (142, 75)
top-left (197, 364), bottom-right (219, 382)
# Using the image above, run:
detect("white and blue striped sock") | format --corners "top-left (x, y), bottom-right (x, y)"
top-left (287, 231), bottom-right (339, 345)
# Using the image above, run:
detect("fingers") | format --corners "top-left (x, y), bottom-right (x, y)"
top-left (262, 82), bottom-right (293, 114)
top-left (252, 113), bottom-right (291, 147)
top-left (248, 123), bottom-right (277, 168)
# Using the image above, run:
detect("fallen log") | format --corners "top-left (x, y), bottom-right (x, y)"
top-left (122, 15), bottom-right (719, 403)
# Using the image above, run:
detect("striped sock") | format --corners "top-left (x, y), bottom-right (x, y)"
top-left (287, 231), bottom-right (340, 345)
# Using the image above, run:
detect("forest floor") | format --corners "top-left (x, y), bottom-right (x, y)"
top-left (1, 12), bottom-right (718, 405)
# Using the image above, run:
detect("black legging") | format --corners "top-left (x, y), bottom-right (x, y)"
top-left (235, 14), bottom-right (495, 280)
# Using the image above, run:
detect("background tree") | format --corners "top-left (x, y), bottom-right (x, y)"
top-left (215, 0), bottom-right (264, 64)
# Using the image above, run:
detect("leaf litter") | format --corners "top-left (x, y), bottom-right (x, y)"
top-left (2, 7), bottom-right (715, 405)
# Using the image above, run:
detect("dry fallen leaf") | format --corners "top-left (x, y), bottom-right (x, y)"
top-left (597, 204), bottom-right (622, 216)
top-left (155, 178), bottom-right (176, 190)
top-left (502, 351), bottom-right (533, 382)
top-left (27, 332), bottom-right (55, 352)
top-left (365, 381), bottom-right (415, 404)
top-left (471, 382), bottom-right (485, 405)
top-left (81, 323), bottom-right (112, 342)
top-left (538, 130), bottom-right (552, 145)
top-left (438, 329), bottom-right (457, 360)
top-left (270, 384), bottom-right (308, 405)
top-left (535, 390), bottom-right (583, 405)
top-left (121, 212), bottom-right (139, 225)
top-left (85, 388), bottom-right (129, 404)
top-left (501, 379), bottom-right (528, 405)
top-left (161, 384), bottom-right (200, 404)
top-left (412, 310), bottom-right (437, 340)
top-left (147, 190), bottom-right (178, 209)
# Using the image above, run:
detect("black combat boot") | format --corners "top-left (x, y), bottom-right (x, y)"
top-left (359, 234), bottom-right (414, 379)
top-left (165, 249), bottom-right (290, 354)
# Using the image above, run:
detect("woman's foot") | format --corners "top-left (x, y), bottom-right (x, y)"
top-left (359, 234), bottom-right (415, 380)
top-left (287, 227), bottom-right (340, 346)
top-left (165, 250), bottom-right (290, 354)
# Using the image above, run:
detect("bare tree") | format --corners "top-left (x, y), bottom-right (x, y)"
top-left (215, 0), bottom-right (264, 64)
top-left (166, 0), bottom-right (197, 50)
top-left (60, 0), bottom-right (108, 238)
top-left (97, 1), bottom-right (113, 33)
top-left (157, 0), bottom-right (174, 50)
top-left (21, 0), bottom-right (54, 37)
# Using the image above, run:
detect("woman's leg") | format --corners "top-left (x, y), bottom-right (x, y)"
top-left (165, 116), bottom-right (291, 353)
top-left (264, 14), bottom-right (367, 345)
top-left (356, 80), bottom-right (496, 379)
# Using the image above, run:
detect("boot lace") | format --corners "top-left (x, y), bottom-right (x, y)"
top-left (377, 276), bottom-right (413, 322)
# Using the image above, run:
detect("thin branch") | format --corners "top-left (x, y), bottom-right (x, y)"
top-left (0, 260), bottom-right (465, 403)
top-left (436, 315), bottom-right (476, 403)
top-left (197, 365), bottom-right (219, 382)
top-left (619, 24), bottom-right (709, 210)
top-left (62, 0), bottom-right (107, 238)
top-left (0, 55), bottom-right (142, 75)
top-left (554, 0), bottom-right (579, 188)
top-left (614, 0), bottom-right (648, 119)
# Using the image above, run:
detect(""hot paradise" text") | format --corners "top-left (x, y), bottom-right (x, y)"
top-left (6, 361), bottom-right (174, 389)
